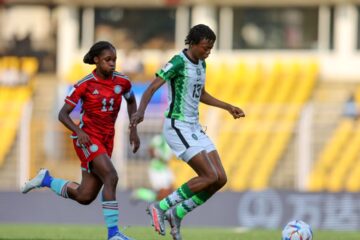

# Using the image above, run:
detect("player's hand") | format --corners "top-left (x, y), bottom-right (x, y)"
top-left (129, 128), bottom-right (140, 153)
top-left (129, 111), bottom-right (144, 128)
top-left (228, 105), bottom-right (245, 119)
top-left (76, 129), bottom-right (92, 148)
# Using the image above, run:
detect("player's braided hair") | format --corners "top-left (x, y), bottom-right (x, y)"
top-left (83, 41), bottom-right (115, 64)
top-left (185, 24), bottom-right (216, 45)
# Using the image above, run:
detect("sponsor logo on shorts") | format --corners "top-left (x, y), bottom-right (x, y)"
top-left (192, 134), bottom-right (198, 140)
top-left (90, 144), bottom-right (99, 152)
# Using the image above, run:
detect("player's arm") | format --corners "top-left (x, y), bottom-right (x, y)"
top-left (58, 103), bottom-right (92, 147)
top-left (125, 92), bottom-right (140, 153)
top-left (130, 76), bottom-right (166, 127)
top-left (200, 87), bottom-right (245, 119)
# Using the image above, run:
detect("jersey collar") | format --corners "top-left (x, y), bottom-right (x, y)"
top-left (92, 69), bottom-right (114, 81)
top-left (182, 49), bottom-right (199, 65)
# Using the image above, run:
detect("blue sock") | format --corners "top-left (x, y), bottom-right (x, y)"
top-left (41, 171), bottom-right (53, 187)
top-left (102, 200), bottom-right (119, 238)
top-left (50, 178), bottom-right (69, 198)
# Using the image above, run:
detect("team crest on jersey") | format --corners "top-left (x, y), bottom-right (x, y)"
top-left (114, 85), bottom-right (122, 94)
top-left (162, 63), bottom-right (173, 72)
top-left (192, 134), bottom-right (198, 140)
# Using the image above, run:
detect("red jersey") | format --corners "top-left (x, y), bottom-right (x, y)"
top-left (65, 70), bottom-right (132, 137)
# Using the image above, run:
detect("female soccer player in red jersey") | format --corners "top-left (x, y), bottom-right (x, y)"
top-left (130, 24), bottom-right (245, 240)
top-left (22, 41), bottom-right (140, 240)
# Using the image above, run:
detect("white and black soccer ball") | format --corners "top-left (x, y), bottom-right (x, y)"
top-left (281, 220), bottom-right (313, 240)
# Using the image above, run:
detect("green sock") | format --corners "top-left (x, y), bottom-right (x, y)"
top-left (158, 183), bottom-right (194, 211)
top-left (175, 191), bottom-right (212, 219)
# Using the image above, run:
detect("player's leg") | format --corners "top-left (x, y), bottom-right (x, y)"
top-left (156, 187), bottom-right (173, 200)
top-left (204, 150), bottom-right (227, 194)
top-left (157, 150), bottom-right (217, 212)
top-left (169, 129), bottom-right (227, 217)
top-left (165, 151), bottom-right (226, 240)
top-left (91, 154), bottom-right (132, 240)
top-left (22, 167), bottom-right (103, 203)
top-left (160, 151), bottom-right (217, 240)
top-left (66, 170), bottom-right (103, 204)
top-left (159, 120), bottom-right (219, 209)
top-left (171, 150), bottom-right (226, 220)
top-left (148, 150), bottom-right (216, 237)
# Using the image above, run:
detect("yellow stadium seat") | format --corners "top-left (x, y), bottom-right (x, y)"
top-left (251, 128), bottom-right (294, 190)
top-left (238, 61), bottom-right (316, 190)
top-left (307, 119), bottom-right (354, 191)
top-left (327, 121), bottom-right (360, 192)
top-left (228, 61), bottom-right (282, 190)
top-left (345, 156), bottom-right (360, 191)
top-left (21, 57), bottom-right (39, 76)
top-left (0, 86), bottom-right (31, 167)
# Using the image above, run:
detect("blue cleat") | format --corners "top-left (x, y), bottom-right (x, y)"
top-left (21, 168), bottom-right (50, 194)
top-left (108, 231), bottom-right (134, 240)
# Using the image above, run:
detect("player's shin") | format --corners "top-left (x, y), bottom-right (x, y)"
top-left (50, 178), bottom-right (70, 198)
top-left (102, 200), bottom-right (120, 238)
top-left (174, 191), bottom-right (211, 219)
top-left (158, 183), bottom-right (194, 211)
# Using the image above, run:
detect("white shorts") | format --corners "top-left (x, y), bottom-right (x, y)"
top-left (163, 118), bottom-right (216, 162)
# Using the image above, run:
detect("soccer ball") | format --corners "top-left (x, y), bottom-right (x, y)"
top-left (282, 220), bottom-right (313, 240)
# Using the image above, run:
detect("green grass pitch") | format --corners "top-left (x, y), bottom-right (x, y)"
top-left (0, 224), bottom-right (360, 239)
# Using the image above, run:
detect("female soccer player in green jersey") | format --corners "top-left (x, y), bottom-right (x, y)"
top-left (130, 24), bottom-right (245, 240)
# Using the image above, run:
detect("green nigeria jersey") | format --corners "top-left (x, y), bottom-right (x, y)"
top-left (156, 50), bottom-right (206, 123)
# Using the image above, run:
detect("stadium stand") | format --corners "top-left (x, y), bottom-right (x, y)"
top-left (308, 119), bottom-right (360, 192)
top-left (308, 84), bottom-right (360, 192)
top-left (65, 61), bottom-right (93, 84)
top-left (327, 121), bottom-right (360, 191)
top-left (0, 57), bottom-right (38, 168)
top-left (346, 136), bottom-right (360, 191)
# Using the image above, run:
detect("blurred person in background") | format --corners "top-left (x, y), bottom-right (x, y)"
top-left (130, 24), bottom-right (245, 240)
top-left (131, 134), bottom-right (174, 203)
top-left (343, 93), bottom-right (359, 120)
top-left (120, 50), bottom-right (144, 81)
top-left (21, 41), bottom-right (140, 240)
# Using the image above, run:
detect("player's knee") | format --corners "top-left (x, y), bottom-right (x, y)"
top-left (104, 171), bottom-right (119, 187)
top-left (77, 195), bottom-right (96, 205)
top-left (216, 174), bottom-right (227, 189)
top-left (78, 199), bottom-right (93, 205)
top-left (203, 172), bottom-right (218, 188)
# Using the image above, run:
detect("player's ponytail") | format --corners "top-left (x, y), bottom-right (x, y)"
top-left (83, 41), bottom-right (116, 65)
